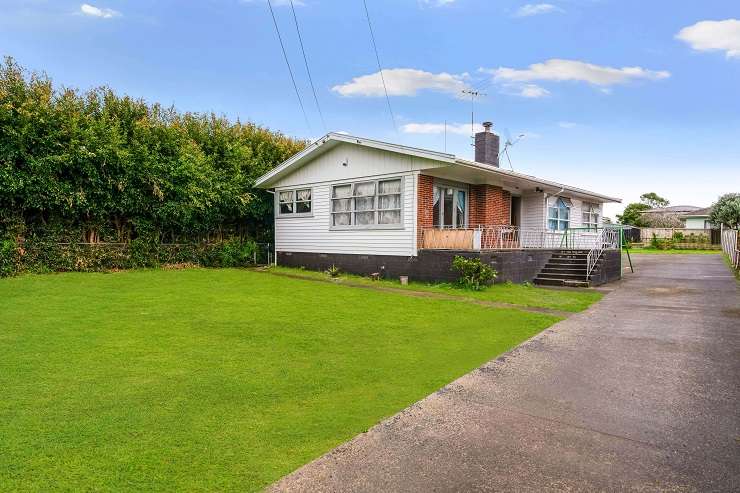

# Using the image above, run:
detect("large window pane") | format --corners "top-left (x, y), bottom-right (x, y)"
top-left (456, 190), bottom-right (466, 227)
top-left (379, 179), bottom-right (401, 194)
top-left (296, 189), bottom-right (311, 202)
top-left (443, 188), bottom-right (454, 227)
top-left (354, 182), bottom-right (375, 196)
top-left (355, 211), bottom-right (375, 225)
top-left (378, 210), bottom-right (401, 224)
top-left (378, 194), bottom-right (400, 209)
top-left (355, 196), bottom-right (374, 211)
top-left (332, 198), bottom-right (351, 212)
top-left (333, 184), bottom-right (351, 198)
top-left (296, 201), bottom-right (311, 214)
top-left (280, 203), bottom-right (294, 214)
top-left (332, 213), bottom-right (351, 226)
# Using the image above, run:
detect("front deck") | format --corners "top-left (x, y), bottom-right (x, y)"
top-left (419, 226), bottom-right (623, 286)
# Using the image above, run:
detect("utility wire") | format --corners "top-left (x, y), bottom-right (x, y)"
top-left (267, 0), bottom-right (312, 134)
top-left (289, 0), bottom-right (327, 133)
top-left (362, 0), bottom-right (397, 134)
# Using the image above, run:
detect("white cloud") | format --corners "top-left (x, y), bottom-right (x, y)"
top-left (514, 3), bottom-right (563, 18)
top-left (332, 68), bottom-right (469, 97)
top-left (487, 58), bottom-right (670, 86)
top-left (558, 121), bottom-right (577, 128)
top-left (80, 3), bottom-right (120, 18)
top-left (517, 84), bottom-right (550, 98)
top-left (675, 19), bottom-right (740, 59)
top-left (402, 122), bottom-right (482, 135)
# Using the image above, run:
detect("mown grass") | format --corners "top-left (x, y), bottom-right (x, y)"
top-left (627, 248), bottom-right (721, 255)
top-left (0, 269), bottom-right (562, 492)
top-left (267, 266), bottom-right (603, 313)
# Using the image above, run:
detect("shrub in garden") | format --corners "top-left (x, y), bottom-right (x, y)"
top-left (0, 239), bottom-right (19, 277)
top-left (452, 256), bottom-right (497, 291)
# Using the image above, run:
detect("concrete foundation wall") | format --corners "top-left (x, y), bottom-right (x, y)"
top-left (277, 249), bottom-right (561, 284)
top-left (590, 250), bottom-right (622, 286)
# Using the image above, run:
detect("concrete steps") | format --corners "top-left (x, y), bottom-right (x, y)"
top-left (533, 250), bottom-right (602, 288)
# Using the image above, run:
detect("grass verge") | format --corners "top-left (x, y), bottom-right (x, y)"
top-left (1, 269), bottom-right (561, 491)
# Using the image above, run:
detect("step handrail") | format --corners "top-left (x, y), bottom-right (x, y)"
top-left (586, 229), bottom-right (619, 278)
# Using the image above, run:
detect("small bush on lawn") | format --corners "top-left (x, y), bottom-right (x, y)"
top-left (325, 265), bottom-right (341, 278)
top-left (452, 256), bottom-right (497, 291)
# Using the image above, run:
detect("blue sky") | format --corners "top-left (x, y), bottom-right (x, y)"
top-left (2, 0), bottom-right (739, 218)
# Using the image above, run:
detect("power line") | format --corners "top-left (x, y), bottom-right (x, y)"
top-left (266, 0), bottom-right (312, 134)
top-left (289, 0), bottom-right (327, 133)
top-left (361, 0), bottom-right (397, 134)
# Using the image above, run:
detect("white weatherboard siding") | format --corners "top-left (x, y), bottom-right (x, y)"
top-left (275, 176), bottom-right (416, 256)
top-left (521, 193), bottom-right (545, 230)
top-left (272, 143), bottom-right (445, 189)
top-left (271, 145), bottom-right (428, 257)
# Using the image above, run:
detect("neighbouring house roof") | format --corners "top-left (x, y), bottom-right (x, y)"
top-left (641, 205), bottom-right (702, 214)
top-left (680, 206), bottom-right (713, 218)
top-left (254, 132), bottom-right (621, 203)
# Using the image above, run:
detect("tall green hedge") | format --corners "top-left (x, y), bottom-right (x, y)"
top-left (0, 57), bottom-right (306, 275)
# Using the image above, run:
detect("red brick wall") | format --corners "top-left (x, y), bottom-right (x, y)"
top-left (418, 177), bottom-right (511, 248)
top-left (468, 184), bottom-right (511, 226)
top-left (417, 174), bottom-right (435, 248)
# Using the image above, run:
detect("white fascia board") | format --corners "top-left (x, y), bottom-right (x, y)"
top-left (254, 132), bottom-right (456, 188)
top-left (454, 158), bottom-right (622, 203)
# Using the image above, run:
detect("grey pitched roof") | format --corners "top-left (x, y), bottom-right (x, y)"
top-left (681, 206), bottom-right (713, 217)
top-left (642, 205), bottom-right (702, 214)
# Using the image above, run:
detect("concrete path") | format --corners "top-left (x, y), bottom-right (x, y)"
top-left (270, 254), bottom-right (740, 492)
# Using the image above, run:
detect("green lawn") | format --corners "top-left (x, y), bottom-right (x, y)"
top-left (268, 266), bottom-right (603, 313)
top-left (627, 248), bottom-right (721, 254)
top-left (0, 269), bottom-right (566, 492)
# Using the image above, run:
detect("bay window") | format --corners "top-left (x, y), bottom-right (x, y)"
top-left (548, 197), bottom-right (571, 231)
top-left (331, 178), bottom-right (403, 228)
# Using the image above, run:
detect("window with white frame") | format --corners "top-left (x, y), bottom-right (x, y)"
top-left (582, 202), bottom-right (599, 231)
top-left (331, 178), bottom-right (403, 228)
top-left (547, 197), bottom-right (571, 231)
top-left (278, 188), bottom-right (312, 216)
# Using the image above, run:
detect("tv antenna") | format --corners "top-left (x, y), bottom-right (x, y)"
top-left (461, 89), bottom-right (486, 144)
top-left (499, 128), bottom-right (526, 171)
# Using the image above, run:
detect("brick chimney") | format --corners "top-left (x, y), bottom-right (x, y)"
top-left (475, 121), bottom-right (500, 167)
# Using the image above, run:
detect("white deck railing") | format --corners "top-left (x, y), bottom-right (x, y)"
top-left (421, 225), bottom-right (621, 251)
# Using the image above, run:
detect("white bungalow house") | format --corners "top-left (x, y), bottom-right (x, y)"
top-left (255, 124), bottom-right (623, 286)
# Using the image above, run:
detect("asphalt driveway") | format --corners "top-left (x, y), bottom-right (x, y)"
top-left (270, 254), bottom-right (740, 492)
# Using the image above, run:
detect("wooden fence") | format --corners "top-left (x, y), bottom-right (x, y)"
top-left (721, 229), bottom-right (739, 270)
top-left (638, 227), bottom-right (721, 249)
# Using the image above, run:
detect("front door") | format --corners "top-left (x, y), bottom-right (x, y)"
top-left (511, 196), bottom-right (521, 227)
top-left (433, 186), bottom-right (467, 228)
